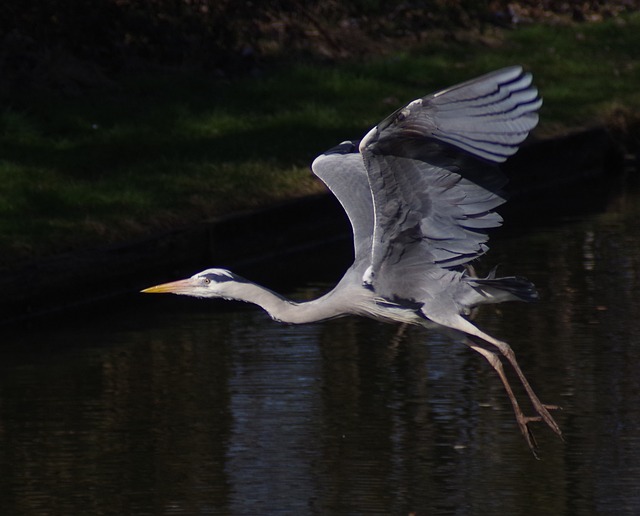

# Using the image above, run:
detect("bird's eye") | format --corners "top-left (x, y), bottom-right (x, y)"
top-left (203, 277), bottom-right (211, 284)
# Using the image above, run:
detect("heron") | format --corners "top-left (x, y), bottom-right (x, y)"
top-left (142, 66), bottom-right (562, 455)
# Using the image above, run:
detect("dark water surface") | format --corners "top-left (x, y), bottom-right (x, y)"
top-left (2, 184), bottom-right (640, 515)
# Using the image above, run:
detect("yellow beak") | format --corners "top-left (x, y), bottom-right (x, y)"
top-left (141, 278), bottom-right (195, 294)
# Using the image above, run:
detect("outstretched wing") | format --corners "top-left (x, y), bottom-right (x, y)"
top-left (311, 141), bottom-right (373, 266)
top-left (359, 66), bottom-right (541, 293)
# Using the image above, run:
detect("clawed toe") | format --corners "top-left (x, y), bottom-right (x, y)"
top-left (534, 403), bottom-right (563, 438)
top-left (515, 415), bottom-right (539, 456)
top-left (516, 404), bottom-right (563, 457)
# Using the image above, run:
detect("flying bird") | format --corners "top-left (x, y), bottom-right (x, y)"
top-left (143, 66), bottom-right (561, 455)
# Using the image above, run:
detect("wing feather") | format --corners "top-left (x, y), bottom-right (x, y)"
top-left (311, 142), bottom-right (373, 265)
top-left (359, 66), bottom-right (540, 299)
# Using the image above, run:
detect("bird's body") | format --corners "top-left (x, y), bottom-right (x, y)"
top-left (143, 66), bottom-right (562, 455)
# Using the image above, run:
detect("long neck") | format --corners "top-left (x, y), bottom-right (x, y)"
top-left (225, 281), bottom-right (346, 324)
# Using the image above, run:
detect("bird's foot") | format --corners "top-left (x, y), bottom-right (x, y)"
top-left (532, 402), bottom-right (563, 439)
top-left (516, 403), bottom-right (563, 458)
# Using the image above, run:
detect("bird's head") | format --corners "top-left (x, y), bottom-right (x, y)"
top-left (141, 268), bottom-right (245, 299)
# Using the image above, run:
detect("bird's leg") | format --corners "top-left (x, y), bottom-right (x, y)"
top-left (453, 316), bottom-right (562, 439)
top-left (477, 335), bottom-right (561, 438)
top-left (462, 338), bottom-right (539, 455)
top-left (390, 323), bottom-right (409, 347)
top-left (381, 323), bottom-right (409, 363)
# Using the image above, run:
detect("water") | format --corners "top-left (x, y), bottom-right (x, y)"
top-left (1, 183), bottom-right (640, 515)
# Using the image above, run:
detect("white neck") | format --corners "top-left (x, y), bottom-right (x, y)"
top-left (224, 281), bottom-right (346, 324)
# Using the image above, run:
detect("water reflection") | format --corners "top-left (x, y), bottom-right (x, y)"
top-left (1, 185), bottom-right (640, 515)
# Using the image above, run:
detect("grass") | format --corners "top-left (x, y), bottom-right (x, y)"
top-left (1, 14), bottom-right (640, 266)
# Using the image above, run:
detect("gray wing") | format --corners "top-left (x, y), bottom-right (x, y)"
top-left (311, 141), bottom-right (373, 265)
top-left (359, 66), bottom-right (541, 294)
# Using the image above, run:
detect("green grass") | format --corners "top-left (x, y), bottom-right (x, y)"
top-left (1, 14), bottom-right (640, 266)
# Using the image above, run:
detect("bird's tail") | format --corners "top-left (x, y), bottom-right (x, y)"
top-left (464, 268), bottom-right (539, 305)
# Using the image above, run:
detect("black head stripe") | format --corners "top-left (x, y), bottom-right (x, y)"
top-left (201, 270), bottom-right (251, 284)
top-left (202, 272), bottom-right (231, 283)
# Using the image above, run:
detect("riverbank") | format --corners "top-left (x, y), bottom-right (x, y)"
top-left (2, 12), bottom-right (640, 268)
